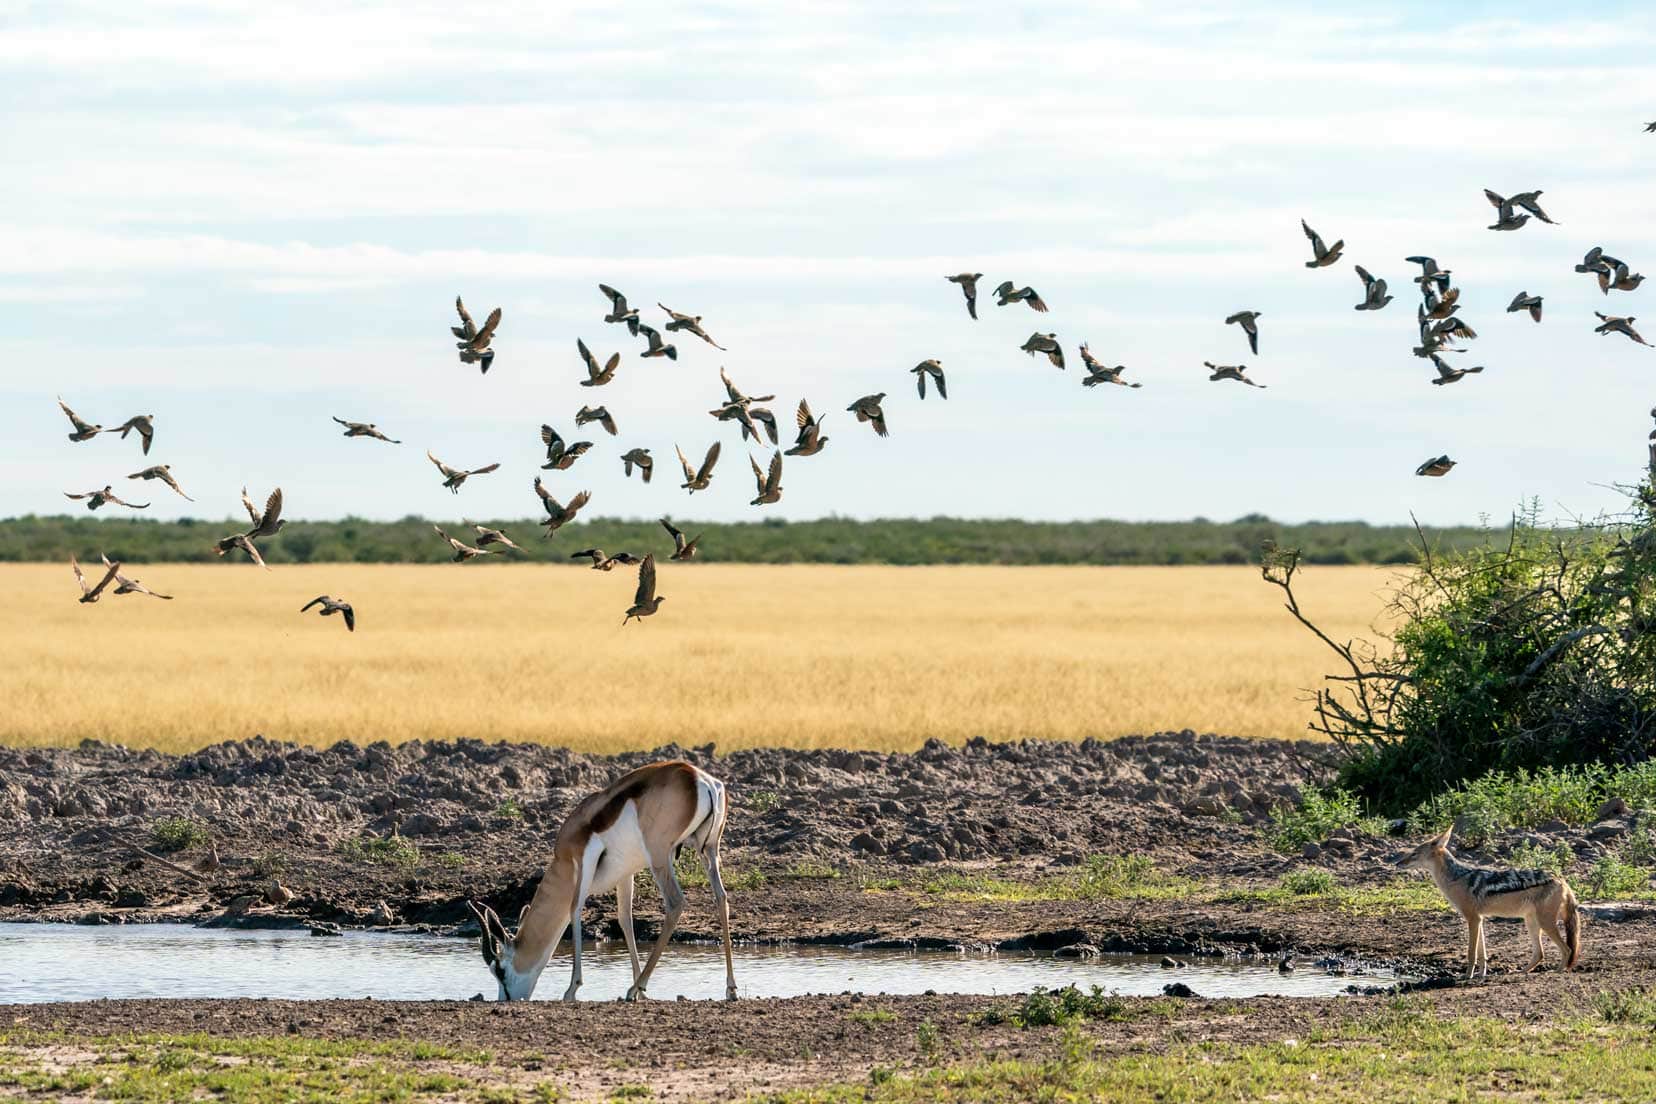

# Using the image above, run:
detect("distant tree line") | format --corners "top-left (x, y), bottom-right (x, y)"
top-left (0, 513), bottom-right (1509, 566)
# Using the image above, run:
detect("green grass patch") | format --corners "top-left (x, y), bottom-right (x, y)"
top-left (913, 854), bottom-right (1198, 904)
top-left (334, 832), bottom-right (421, 872)
top-left (1409, 761), bottom-right (1656, 845)
top-left (751, 1010), bottom-right (1656, 1102)
top-left (847, 1009), bottom-right (898, 1026)
top-left (0, 1031), bottom-right (497, 1104)
top-left (1224, 873), bottom-right (1446, 915)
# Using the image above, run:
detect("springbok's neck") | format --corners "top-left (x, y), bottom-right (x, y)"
top-left (511, 855), bottom-right (574, 974)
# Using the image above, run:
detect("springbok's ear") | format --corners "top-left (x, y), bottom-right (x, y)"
top-left (466, 900), bottom-right (498, 965)
top-left (482, 903), bottom-right (511, 948)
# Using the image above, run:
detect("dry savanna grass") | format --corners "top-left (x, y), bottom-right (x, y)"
top-left (4, 563), bottom-right (1397, 754)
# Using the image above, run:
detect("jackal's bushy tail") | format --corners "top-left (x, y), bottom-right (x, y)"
top-left (1562, 886), bottom-right (1581, 970)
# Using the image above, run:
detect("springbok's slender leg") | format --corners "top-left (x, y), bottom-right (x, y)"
top-left (616, 873), bottom-right (643, 986)
top-left (703, 838), bottom-right (736, 1001)
top-left (563, 852), bottom-right (595, 1002)
top-left (627, 859), bottom-right (685, 1001)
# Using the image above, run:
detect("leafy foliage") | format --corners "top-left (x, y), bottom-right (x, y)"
top-left (1265, 488), bottom-right (1656, 810)
top-left (0, 512), bottom-right (1503, 566)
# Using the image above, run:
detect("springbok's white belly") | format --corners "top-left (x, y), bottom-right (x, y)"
top-left (582, 785), bottom-right (714, 896)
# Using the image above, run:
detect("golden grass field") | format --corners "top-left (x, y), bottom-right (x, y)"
top-left (4, 563), bottom-right (1398, 753)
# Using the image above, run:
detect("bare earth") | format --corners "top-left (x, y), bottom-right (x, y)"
top-left (2, 733), bottom-right (1647, 1101)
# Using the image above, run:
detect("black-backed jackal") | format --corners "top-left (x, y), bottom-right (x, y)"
top-left (1398, 827), bottom-right (1581, 980)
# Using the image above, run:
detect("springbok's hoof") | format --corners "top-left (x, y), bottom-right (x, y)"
top-left (625, 987), bottom-right (646, 1003)
top-left (725, 989), bottom-right (738, 1002)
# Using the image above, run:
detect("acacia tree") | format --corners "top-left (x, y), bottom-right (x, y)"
top-left (1263, 485), bottom-right (1656, 810)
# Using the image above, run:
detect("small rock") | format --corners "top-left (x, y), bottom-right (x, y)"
top-left (1537, 818), bottom-right (1570, 834)
top-left (849, 831), bottom-right (885, 856)
top-left (1301, 842), bottom-right (1321, 860)
top-left (1589, 822), bottom-right (1628, 842)
top-left (1159, 956), bottom-right (1184, 969)
top-left (1162, 982), bottom-right (1197, 998)
top-left (468, 993), bottom-right (485, 1002)
top-left (1052, 943), bottom-right (1100, 959)
top-left (1598, 798), bottom-right (1630, 822)
top-left (1182, 795), bottom-right (1227, 817)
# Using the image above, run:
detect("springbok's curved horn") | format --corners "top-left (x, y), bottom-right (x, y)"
top-left (466, 899), bottom-right (498, 965)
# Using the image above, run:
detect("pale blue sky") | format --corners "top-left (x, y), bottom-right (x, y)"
top-left (3, 1), bottom-right (1654, 525)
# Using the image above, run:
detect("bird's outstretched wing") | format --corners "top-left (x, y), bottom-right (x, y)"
top-left (428, 451), bottom-right (457, 478)
top-left (634, 554), bottom-right (657, 605)
top-left (765, 451), bottom-right (783, 495)
top-left (301, 596), bottom-right (327, 612)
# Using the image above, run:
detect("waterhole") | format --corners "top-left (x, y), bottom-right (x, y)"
top-left (0, 924), bottom-right (1404, 1004)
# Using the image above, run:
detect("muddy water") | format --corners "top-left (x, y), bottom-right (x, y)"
top-left (0, 924), bottom-right (1402, 1004)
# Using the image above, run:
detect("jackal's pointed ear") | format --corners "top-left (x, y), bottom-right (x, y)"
top-left (1435, 825), bottom-right (1454, 849)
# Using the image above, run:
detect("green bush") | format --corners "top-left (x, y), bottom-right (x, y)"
top-left (1278, 870), bottom-right (1338, 895)
top-left (336, 833), bottom-right (420, 871)
top-left (1587, 853), bottom-right (1652, 899)
top-left (1268, 788), bottom-right (1365, 852)
top-left (149, 817), bottom-right (209, 853)
top-left (1265, 486), bottom-right (1656, 811)
top-left (1011, 986), bottom-right (1130, 1028)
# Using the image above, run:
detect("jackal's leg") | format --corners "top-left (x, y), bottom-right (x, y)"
top-left (1476, 921), bottom-right (1490, 979)
top-left (1464, 914), bottom-right (1483, 980)
top-left (1541, 908), bottom-right (1570, 967)
top-left (1524, 913), bottom-right (1543, 972)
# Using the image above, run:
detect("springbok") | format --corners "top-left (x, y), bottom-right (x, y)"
top-left (467, 760), bottom-right (735, 1003)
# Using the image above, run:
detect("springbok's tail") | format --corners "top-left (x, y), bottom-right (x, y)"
top-left (1562, 885), bottom-right (1582, 970)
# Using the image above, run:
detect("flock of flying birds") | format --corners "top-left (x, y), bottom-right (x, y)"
top-left (51, 171), bottom-right (1654, 626)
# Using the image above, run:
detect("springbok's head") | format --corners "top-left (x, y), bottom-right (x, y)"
top-left (468, 899), bottom-right (545, 1001)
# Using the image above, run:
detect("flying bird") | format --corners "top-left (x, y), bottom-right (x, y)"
top-left (433, 525), bottom-right (493, 562)
top-left (452, 296), bottom-right (501, 373)
top-left (946, 273), bottom-right (982, 319)
top-left (1301, 219), bottom-right (1343, 267)
top-left (100, 554), bottom-right (173, 600)
top-left (1205, 362), bottom-right (1266, 388)
top-left (1486, 189), bottom-right (1557, 225)
top-left (1416, 455), bottom-right (1457, 478)
top-left (598, 284), bottom-right (641, 335)
top-left (1575, 246), bottom-right (1609, 274)
top-left (213, 487), bottom-right (284, 568)
top-left (621, 447), bottom-right (654, 483)
top-left (1608, 263), bottom-right (1645, 293)
top-left (300, 595), bottom-right (354, 631)
top-left (676, 442), bottom-right (721, 492)
top-left (427, 451), bottom-right (500, 494)
top-left (1224, 311), bottom-right (1261, 354)
top-left (1647, 122), bottom-right (1656, 133)
top-left (622, 554), bottom-right (664, 625)
top-left (1080, 345), bottom-right (1141, 388)
top-left (127, 464), bottom-right (193, 501)
top-left (70, 554), bottom-right (121, 604)
top-left (660, 518), bottom-right (702, 561)
top-left (710, 400), bottom-right (767, 444)
top-left (57, 398), bottom-right (105, 442)
top-left (846, 393), bottom-right (889, 436)
top-left (575, 405), bottom-right (618, 436)
top-left (64, 486), bottom-right (148, 511)
top-left (539, 425), bottom-right (593, 470)
top-left (534, 478), bottom-right (590, 536)
top-left (577, 338), bottom-right (620, 387)
top-left (718, 366), bottom-right (776, 407)
top-left (749, 450), bottom-right (783, 506)
top-left (571, 549), bottom-right (641, 571)
top-left (1431, 316), bottom-right (1477, 342)
top-left (1021, 332), bottom-right (1065, 368)
top-left (636, 322), bottom-right (678, 361)
top-left (112, 414), bottom-right (155, 455)
top-left (1429, 353), bottom-right (1484, 386)
top-left (1404, 257), bottom-right (1453, 294)
top-left (910, 359), bottom-right (947, 399)
top-left (784, 399), bottom-right (829, 457)
top-left (1595, 312), bottom-right (1650, 346)
top-left (658, 303), bottom-right (726, 349)
top-left (470, 524), bottom-right (523, 552)
top-left (994, 281), bottom-right (1048, 312)
top-left (1506, 291), bottom-right (1543, 323)
top-left (1422, 285), bottom-right (1461, 320)
top-left (1353, 265), bottom-right (1393, 310)
top-left (332, 417), bottom-right (401, 443)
